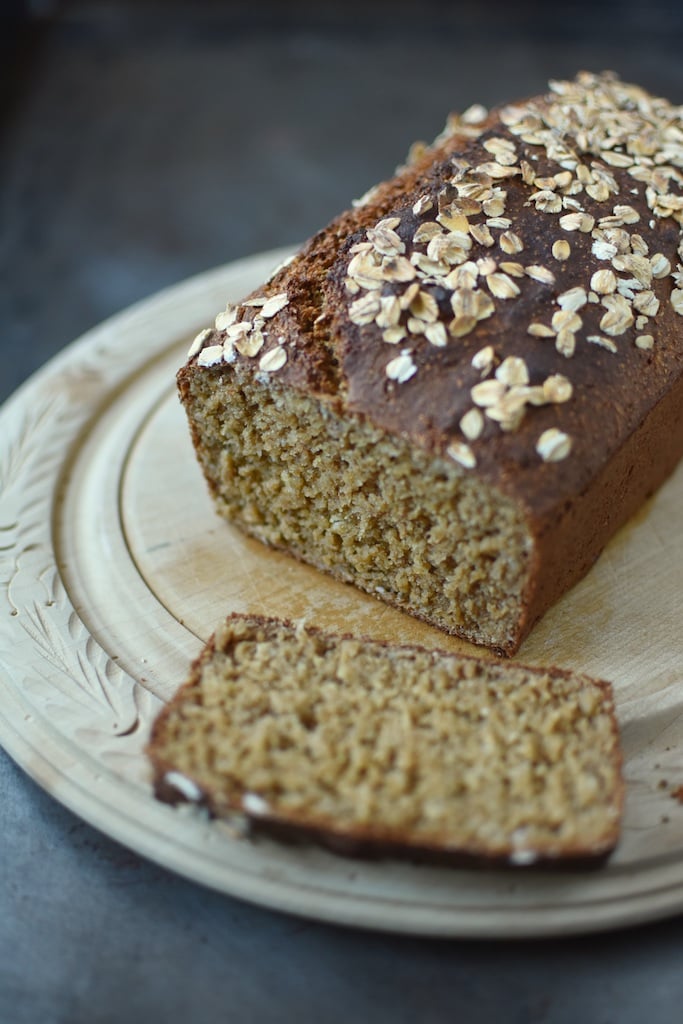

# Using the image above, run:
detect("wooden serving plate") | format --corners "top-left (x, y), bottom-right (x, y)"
top-left (1, 249), bottom-right (682, 936)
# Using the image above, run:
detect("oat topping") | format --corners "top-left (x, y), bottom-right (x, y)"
top-left (527, 323), bottom-right (556, 338)
top-left (459, 407), bottom-right (485, 440)
top-left (470, 223), bottom-right (496, 247)
top-left (536, 428), bottom-right (572, 462)
top-left (460, 102), bottom-right (488, 125)
top-left (587, 335), bottom-right (618, 353)
top-left (188, 328), bottom-right (213, 359)
top-left (555, 329), bottom-right (577, 358)
top-left (558, 286), bottom-right (588, 312)
top-left (552, 239), bottom-right (572, 261)
top-left (412, 194), bottom-right (434, 216)
top-left (341, 73), bottom-right (683, 464)
top-left (471, 345), bottom-right (496, 376)
top-left (258, 293), bottom-right (289, 319)
top-left (234, 330), bottom-right (265, 358)
top-left (543, 374), bottom-right (573, 403)
top-left (197, 344), bottom-right (224, 368)
top-left (163, 771), bottom-right (203, 803)
top-left (559, 212), bottom-right (595, 233)
top-left (600, 293), bottom-right (635, 336)
top-left (194, 293), bottom-right (291, 370)
top-left (471, 378), bottom-right (507, 408)
top-left (215, 307), bottom-right (238, 331)
top-left (189, 73), bottom-right (683, 470)
top-left (525, 265), bottom-right (556, 285)
top-left (651, 254), bottom-right (672, 278)
top-left (487, 272), bottom-right (521, 299)
top-left (590, 269), bottom-right (618, 295)
top-left (446, 440), bottom-right (477, 468)
top-left (258, 345), bottom-right (288, 373)
top-left (499, 261), bottom-right (525, 278)
top-left (386, 350), bottom-right (418, 383)
top-left (495, 356), bottom-right (529, 387)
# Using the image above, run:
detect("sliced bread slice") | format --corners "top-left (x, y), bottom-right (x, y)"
top-left (148, 614), bottom-right (623, 866)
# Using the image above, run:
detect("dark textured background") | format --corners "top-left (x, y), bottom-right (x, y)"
top-left (2, 3), bottom-right (683, 1022)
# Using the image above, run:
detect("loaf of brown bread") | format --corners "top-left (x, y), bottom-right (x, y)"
top-left (178, 72), bottom-right (683, 654)
top-left (148, 615), bottom-right (624, 865)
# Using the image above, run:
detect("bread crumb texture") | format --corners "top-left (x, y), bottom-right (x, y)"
top-left (149, 616), bottom-right (623, 863)
top-left (185, 377), bottom-right (531, 652)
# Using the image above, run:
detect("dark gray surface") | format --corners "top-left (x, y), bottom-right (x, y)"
top-left (2, 4), bottom-right (683, 1022)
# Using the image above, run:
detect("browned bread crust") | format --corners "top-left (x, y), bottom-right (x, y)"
top-left (148, 614), bottom-right (624, 867)
top-left (178, 72), bottom-right (683, 653)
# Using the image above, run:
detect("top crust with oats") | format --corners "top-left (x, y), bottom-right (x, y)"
top-left (178, 72), bottom-right (683, 655)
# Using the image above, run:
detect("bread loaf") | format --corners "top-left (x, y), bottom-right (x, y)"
top-left (178, 72), bottom-right (683, 654)
top-left (148, 614), bottom-right (623, 866)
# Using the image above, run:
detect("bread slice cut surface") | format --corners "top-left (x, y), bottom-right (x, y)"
top-left (148, 615), bottom-right (624, 866)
